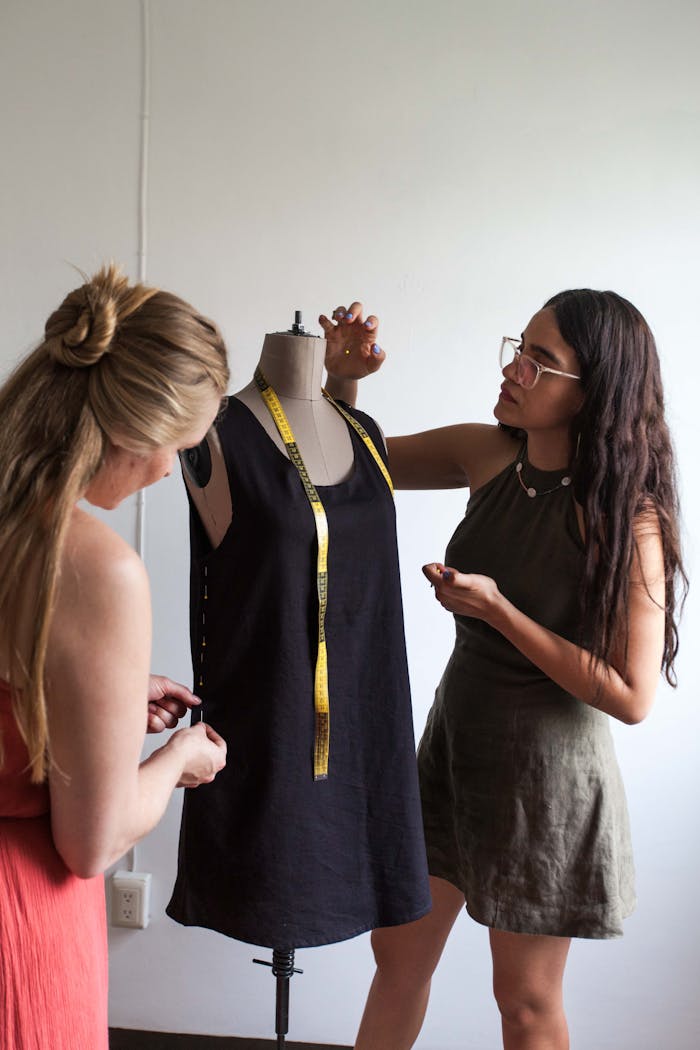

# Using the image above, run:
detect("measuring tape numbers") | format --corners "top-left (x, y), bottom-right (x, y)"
top-left (254, 366), bottom-right (393, 779)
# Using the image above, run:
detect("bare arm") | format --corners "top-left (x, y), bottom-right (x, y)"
top-left (425, 514), bottom-right (666, 725)
top-left (320, 301), bottom-right (518, 490)
top-left (45, 510), bottom-right (226, 878)
top-left (387, 424), bottom-right (517, 490)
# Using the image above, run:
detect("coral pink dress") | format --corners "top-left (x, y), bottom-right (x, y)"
top-left (0, 680), bottom-right (108, 1049)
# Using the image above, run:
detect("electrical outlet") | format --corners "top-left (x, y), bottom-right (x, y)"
top-left (110, 870), bottom-right (152, 929)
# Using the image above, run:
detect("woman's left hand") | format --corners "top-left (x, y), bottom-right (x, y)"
top-left (319, 301), bottom-right (386, 380)
top-left (147, 674), bottom-right (201, 733)
top-left (422, 563), bottom-right (503, 624)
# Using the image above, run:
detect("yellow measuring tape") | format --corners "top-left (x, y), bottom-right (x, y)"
top-left (254, 367), bottom-right (393, 779)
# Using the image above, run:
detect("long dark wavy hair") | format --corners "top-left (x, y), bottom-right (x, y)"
top-left (543, 290), bottom-right (686, 686)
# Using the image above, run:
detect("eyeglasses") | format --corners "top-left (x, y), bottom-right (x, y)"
top-left (499, 337), bottom-right (581, 390)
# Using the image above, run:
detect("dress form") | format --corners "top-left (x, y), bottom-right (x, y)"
top-left (184, 319), bottom-right (353, 549)
top-left (174, 316), bottom-right (430, 1047)
top-left (180, 316), bottom-right (354, 1046)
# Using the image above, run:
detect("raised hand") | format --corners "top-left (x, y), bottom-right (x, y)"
top-left (319, 301), bottom-right (386, 380)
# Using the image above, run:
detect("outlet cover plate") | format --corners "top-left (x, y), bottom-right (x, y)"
top-left (110, 870), bottom-right (152, 929)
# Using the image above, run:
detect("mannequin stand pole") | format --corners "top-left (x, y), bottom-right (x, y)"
top-left (253, 947), bottom-right (303, 1047)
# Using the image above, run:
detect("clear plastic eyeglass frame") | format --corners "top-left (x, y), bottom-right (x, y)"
top-left (499, 337), bottom-right (581, 389)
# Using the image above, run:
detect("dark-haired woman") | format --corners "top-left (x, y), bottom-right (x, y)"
top-left (319, 291), bottom-right (686, 1050)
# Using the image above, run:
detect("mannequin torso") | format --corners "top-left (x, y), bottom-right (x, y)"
top-left (184, 331), bottom-right (354, 547)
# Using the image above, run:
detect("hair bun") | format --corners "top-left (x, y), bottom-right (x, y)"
top-left (44, 271), bottom-right (124, 368)
top-left (46, 293), bottom-right (118, 368)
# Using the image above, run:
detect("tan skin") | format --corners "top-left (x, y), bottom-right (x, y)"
top-left (319, 304), bottom-right (665, 1050)
top-left (0, 391), bottom-right (227, 879)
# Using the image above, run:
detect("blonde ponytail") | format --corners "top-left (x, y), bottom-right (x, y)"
top-left (0, 265), bottom-right (229, 780)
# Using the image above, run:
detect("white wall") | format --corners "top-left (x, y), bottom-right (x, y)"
top-left (2, 1), bottom-right (699, 1046)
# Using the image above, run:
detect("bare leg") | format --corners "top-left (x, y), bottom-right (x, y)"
top-left (489, 928), bottom-right (571, 1050)
top-left (354, 876), bottom-right (465, 1050)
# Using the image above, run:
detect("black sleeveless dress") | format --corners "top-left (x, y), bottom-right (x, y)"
top-left (167, 397), bottom-right (430, 949)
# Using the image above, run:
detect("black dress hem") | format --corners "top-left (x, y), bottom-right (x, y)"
top-left (165, 899), bottom-right (433, 950)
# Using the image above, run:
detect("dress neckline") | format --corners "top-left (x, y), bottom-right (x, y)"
top-left (521, 442), bottom-right (572, 484)
top-left (231, 395), bottom-right (359, 490)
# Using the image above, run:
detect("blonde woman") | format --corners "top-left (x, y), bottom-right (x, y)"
top-left (0, 266), bottom-right (229, 1050)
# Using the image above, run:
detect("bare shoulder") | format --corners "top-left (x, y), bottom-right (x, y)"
top-left (63, 507), bottom-right (146, 583)
top-left (54, 508), bottom-right (149, 642)
top-left (631, 503), bottom-right (665, 587)
top-left (633, 501), bottom-right (662, 535)
top-left (459, 424), bottom-right (521, 492)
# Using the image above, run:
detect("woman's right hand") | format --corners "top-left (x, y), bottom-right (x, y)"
top-left (319, 301), bottom-right (386, 381)
top-left (169, 721), bottom-right (227, 787)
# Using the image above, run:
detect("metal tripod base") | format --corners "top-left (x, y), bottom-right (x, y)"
top-left (253, 947), bottom-right (303, 1048)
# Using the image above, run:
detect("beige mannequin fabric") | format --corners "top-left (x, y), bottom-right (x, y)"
top-left (185, 331), bottom-right (354, 548)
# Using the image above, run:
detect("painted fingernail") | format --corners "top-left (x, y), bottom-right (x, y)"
top-left (372, 344), bottom-right (381, 355)
top-left (442, 570), bottom-right (453, 581)
top-left (364, 320), bottom-right (373, 328)
top-left (345, 312), bottom-right (353, 319)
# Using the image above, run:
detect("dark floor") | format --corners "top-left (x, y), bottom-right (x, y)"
top-left (109, 1030), bottom-right (350, 1050)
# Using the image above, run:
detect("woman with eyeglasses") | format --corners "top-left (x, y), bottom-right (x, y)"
top-left (320, 291), bottom-right (686, 1050)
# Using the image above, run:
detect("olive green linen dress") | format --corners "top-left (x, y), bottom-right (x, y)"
top-left (417, 447), bottom-right (636, 938)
